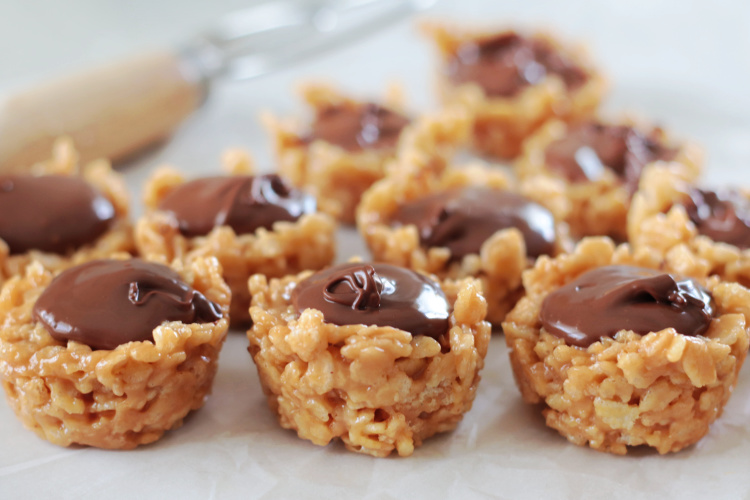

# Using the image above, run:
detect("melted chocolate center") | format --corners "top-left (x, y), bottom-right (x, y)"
top-left (308, 102), bottom-right (410, 151)
top-left (390, 187), bottom-right (556, 260)
top-left (292, 262), bottom-right (451, 339)
top-left (682, 188), bottom-right (750, 249)
top-left (0, 175), bottom-right (115, 255)
top-left (544, 122), bottom-right (677, 192)
top-left (33, 259), bottom-right (223, 350)
top-left (447, 32), bottom-right (588, 97)
top-left (540, 265), bottom-right (715, 348)
top-left (157, 174), bottom-right (316, 238)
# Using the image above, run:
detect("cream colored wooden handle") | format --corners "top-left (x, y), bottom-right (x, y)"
top-left (0, 51), bottom-right (204, 172)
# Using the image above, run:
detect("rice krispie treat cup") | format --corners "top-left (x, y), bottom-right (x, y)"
top-left (516, 118), bottom-right (702, 240)
top-left (263, 82), bottom-right (469, 224)
top-left (247, 262), bottom-right (490, 457)
top-left (502, 237), bottom-right (750, 455)
top-left (0, 255), bottom-right (230, 449)
top-left (0, 137), bottom-right (133, 285)
top-left (358, 156), bottom-right (571, 326)
top-left (629, 164), bottom-right (750, 287)
top-left (420, 23), bottom-right (607, 160)
top-left (135, 150), bottom-right (336, 324)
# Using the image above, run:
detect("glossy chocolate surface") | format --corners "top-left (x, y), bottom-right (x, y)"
top-left (683, 188), bottom-right (750, 249)
top-left (0, 175), bottom-right (115, 255)
top-left (446, 32), bottom-right (588, 97)
top-left (33, 259), bottom-right (222, 350)
top-left (390, 187), bottom-right (556, 260)
top-left (158, 174), bottom-right (316, 238)
top-left (292, 262), bottom-right (451, 339)
top-left (544, 122), bottom-right (677, 191)
top-left (540, 265), bottom-right (715, 348)
top-left (308, 102), bottom-right (410, 151)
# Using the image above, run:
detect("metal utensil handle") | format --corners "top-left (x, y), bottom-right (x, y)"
top-left (199, 0), bottom-right (436, 81)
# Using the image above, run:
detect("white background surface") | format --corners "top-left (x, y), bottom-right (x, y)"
top-left (2, 1), bottom-right (750, 499)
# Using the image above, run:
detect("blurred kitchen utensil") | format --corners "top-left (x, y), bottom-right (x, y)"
top-left (0, 0), bottom-right (433, 172)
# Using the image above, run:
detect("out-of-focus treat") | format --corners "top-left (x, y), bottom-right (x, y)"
top-left (629, 165), bottom-right (750, 287)
top-left (135, 151), bottom-right (336, 324)
top-left (516, 118), bottom-right (702, 240)
top-left (264, 82), bottom-right (470, 223)
top-left (503, 237), bottom-right (749, 454)
top-left (0, 137), bottom-right (133, 285)
top-left (421, 23), bottom-right (607, 159)
top-left (157, 174), bottom-right (316, 238)
top-left (682, 189), bottom-right (750, 248)
top-left (390, 187), bottom-right (557, 261)
top-left (247, 262), bottom-right (490, 457)
top-left (358, 133), bottom-right (570, 325)
top-left (0, 256), bottom-right (230, 449)
top-left (308, 101), bottom-right (409, 152)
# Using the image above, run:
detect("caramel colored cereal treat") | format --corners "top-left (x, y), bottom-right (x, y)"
top-left (135, 150), bottom-right (336, 324)
top-left (358, 144), bottom-right (570, 325)
top-left (0, 137), bottom-right (133, 285)
top-left (421, 23), bottom-right (607, 159)
top-left (0, 256), bottom-right (230, 449)
top-left (516, 118), bottom-right (702, 240)
top-left (629, 164), bottom-right (750, 287)
top-left (264, 82), bottom-right (468, 223)
top-left (502, 237), bottom-right (749, 454)
top-left (247, 262), bottom-right (490, 457)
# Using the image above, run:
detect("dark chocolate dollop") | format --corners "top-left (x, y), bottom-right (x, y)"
top-left (446, 32), bottom-right (588, 97)
top-left (33, 259), bottom-right (223, 350)
top-left (544, 122), bottom-right (677, 192)
top-left (0, 175), bottom-right (115, 255)
top-left (682, 188), bottom-right (750, 249)
top-left (292, 262), bottom-right (451, 339)
top-left (540, 265), bottom-right (715, 348)
top-left (157, 174), bottom-right (316, 238)
top-left (308, 102), bottom-right (410, 151)
top-left (390, 187), bottom-right (556, 260)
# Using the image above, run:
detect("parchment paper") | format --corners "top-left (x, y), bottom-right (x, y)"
top-left (3, 324), bottom-right (750, 499)
top-left (2, 1), bottom-right (750, 498)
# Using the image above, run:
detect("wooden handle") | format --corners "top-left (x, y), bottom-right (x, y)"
top-left (0, 51), bottom-right (204, 172)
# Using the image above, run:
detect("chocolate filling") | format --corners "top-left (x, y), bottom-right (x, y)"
top-left (544, 122), bottom-right (677, 192)
top-left (307, 102), bottom-right (410, 151)
top-left (446, 32), bottom-right (588, 97)
top-left (540, 265), bottom-right (715, 348)
top-left (157, 174), bottom-right (316, 238)
top-left (0, 175), bottom-right (115, 255)
top-left (33, 259), bottom-right (222, 351)
top-left (292, 262), bottom-right (451, 339)
top-left (682, 188), bottom-right (750, 249)
top-left (390, 187), bottom-right (556, 260)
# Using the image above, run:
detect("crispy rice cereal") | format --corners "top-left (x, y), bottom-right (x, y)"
top-left (0, 137), bottom-right (133, 286)
top-left (629, 164), bottom-right (750, 287)
top-left (516, 119), bottom-right (702, 240)
top-left (420, 23), bottom-right (607, 160)
top-left (502, 237), bottom-right (750, 454)
top-left (135, 150), bottom-right (336, 324)
top-left (357, 153), bottom-right (571, 326)
top-left (263, 82), bottom-right (469, 224)
top-left (0, 255), bottom-right (231, 449)
top-left (246, 269), bottom-right (490, 457)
